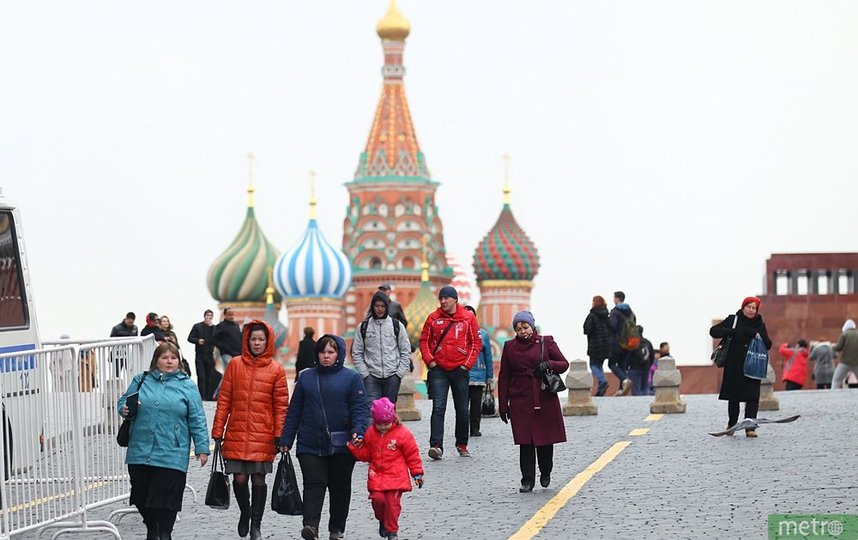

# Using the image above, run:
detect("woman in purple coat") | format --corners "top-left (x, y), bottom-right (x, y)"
top-left (498, 311), bottom-right (569, 493)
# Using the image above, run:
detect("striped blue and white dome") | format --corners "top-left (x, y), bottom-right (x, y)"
top-left (274, 219), bottom-right (352, 298)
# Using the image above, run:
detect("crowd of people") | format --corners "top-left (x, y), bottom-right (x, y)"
top-left (583, 291), bottom-right (664, 397)
top-left (111, 284), bottom-right (858, 539)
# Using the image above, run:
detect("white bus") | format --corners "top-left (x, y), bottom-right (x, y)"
top-left (0, 195), bottom-right (43, 473)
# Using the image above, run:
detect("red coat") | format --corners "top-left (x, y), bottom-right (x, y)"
top-left (779, 343), bottom-right (809, 386)
top-left (348, 422), bottom-right (424, 492)
top-left (212, 320), bottom-right (289, 463)
top-left (419, 305), bottom-right (481, 371)
top-left (498, 333), bottom-right (568, 446)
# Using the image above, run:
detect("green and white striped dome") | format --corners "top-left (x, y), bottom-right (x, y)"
top-left (207, 204), bottom-right (280, 303)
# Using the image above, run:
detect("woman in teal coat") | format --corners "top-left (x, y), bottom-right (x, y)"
top-left (118, 342), bottom-right (210, 540)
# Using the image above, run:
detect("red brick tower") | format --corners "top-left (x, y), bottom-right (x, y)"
top-left (342, 0), bottom-right (452, 333)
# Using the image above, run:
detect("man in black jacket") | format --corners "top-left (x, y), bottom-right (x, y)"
top-left (108, 312), bottom-right (138, 377)
top-left (294, 327), bottom-right (316, 381)
top-left (607, 292), bottom-right (635, 396)
top-left (377, 284), bottom-right (408, 329)
top-left (212, 307), bottom-right (241, 397)
top-left (110, 312), bottom-right (138, 337)
top-left (188, 309), bottom-right (216, 400)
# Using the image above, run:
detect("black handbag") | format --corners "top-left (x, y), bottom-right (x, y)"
top-left (480, 385), bottom-right (496, 416)
top-left (116, 372), bottom-right (148, 447)
top-left (539, 339), bottom-right (566, 394)
top-left (271, 452), bottom-right (303, 515)
top-left (205, 440), bottom-right (230, 509)
top-left (711, 315), bottom-right (737, 368)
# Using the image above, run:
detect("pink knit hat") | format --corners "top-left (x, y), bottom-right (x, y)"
top-left (371, 397), bottom-right (396, 423)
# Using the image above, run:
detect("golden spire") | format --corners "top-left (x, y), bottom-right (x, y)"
top-left (265, 266), bottom-right (275, 305)
top-left (247, 151), bottom-right (256, 208)
top-left (502, 152), bottom-right (512, 206)
top-left (309, 170), bottom-right (317, 220)
top-left (376, 0), bottom-right (411, 41)
top-left (420, 234), bottom-right (429, 282)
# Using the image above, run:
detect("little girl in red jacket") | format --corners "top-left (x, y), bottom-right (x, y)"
top-left (348, 397), bottom-right (424, 540)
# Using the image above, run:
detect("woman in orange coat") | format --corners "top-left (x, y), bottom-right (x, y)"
top-left (212, 320), bottom-right (288, 540)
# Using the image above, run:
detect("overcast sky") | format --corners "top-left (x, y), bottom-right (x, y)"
top-left (2, 1), bottom-right (856, 364)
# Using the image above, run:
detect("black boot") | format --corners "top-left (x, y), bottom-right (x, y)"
top-left (234, 481), bottom-right (251, 538)
top-left (250, 484), bottom-right (267, 540)
top-left (145, 522), bottom-right (159, 540)
top-left (158, 533), bottom-right (172, 540)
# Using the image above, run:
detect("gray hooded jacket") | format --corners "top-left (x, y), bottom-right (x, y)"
top-left (352, 316), bottom-right (411, 379)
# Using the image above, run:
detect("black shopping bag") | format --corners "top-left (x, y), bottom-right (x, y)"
top-left (204, 441), bottom-right (230, 509)
top-left (271, 451), bottom-right (303, 515)
top-left (480, 385), bottom-right (496, 416)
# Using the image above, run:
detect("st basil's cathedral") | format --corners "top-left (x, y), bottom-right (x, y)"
top-left (205, 0), bottom-right (541, 382)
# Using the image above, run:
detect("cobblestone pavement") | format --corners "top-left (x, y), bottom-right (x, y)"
top-left (11, 389), bottom-right (856, 539)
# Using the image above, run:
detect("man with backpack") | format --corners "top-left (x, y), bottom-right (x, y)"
top-left (628, 326), bottom-right (654, 396)
top-left (352, 291), bottom-right (412, 403)
top-left (607, 291), bottom-right (638, 397)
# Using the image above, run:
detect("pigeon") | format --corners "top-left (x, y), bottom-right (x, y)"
top-left (709, 415), bottom-right (800, 437)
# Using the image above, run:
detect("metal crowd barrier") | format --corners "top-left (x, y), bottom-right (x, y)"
top-left (0, 336), bottom-right (155, 540)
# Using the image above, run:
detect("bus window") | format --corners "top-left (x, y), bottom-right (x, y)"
top-left (0, 212), bottom-right (28, 329)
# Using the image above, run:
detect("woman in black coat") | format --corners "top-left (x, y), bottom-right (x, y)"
top-left (583, 295), bottom-right (611, 396)
top-left (294, 327), bottom-right (316, 382)
top-left (709, 296), bottom-right (772, 437)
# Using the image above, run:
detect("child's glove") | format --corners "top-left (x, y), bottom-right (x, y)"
top-left (351, 435), bottom-right (364, 448)
top-left (412, 474), bottom-right (424, 489)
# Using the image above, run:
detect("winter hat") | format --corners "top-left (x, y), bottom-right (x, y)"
top-left (512, 310), bottom-right (535, 329)
top-left (843, 319), bottom-right (856, 332)
top-left (371, 397), bottom-right (397, 423)
top-left (438, 286), bottom-right (458, 300)
top-left (741, 297), bottom-right (761, 310)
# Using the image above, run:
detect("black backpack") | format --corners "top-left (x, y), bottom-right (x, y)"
top-left (633, 339), bottom-right (653, 368)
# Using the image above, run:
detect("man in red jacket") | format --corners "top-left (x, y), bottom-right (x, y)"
top-left (419, 286), bottom-right (481, 460)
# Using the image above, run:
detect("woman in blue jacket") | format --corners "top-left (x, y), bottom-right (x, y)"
top-left (464, 305), bottom-right (493, 437)
top-left (278, 334), bottom-right (370, 540)
top-left (118, 342), bottom-right (210, 540)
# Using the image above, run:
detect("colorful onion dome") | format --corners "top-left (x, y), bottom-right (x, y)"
top-left (446, 255), bottom-right (477, 306)
top-left (207, 181), bottom-right (280, 303)
top-left (404, 260), bottom-right (437, 347)
top-left (274, 192), bottom-right (352, 299)
top-left (473, 184), bottom-right (540, 282)
top-left (376, 0), bottom-right (410, 41)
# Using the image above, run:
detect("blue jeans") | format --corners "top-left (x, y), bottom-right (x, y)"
top-left (428, 367), bottom-right (470, 449)
top-left (627, 367), bottom-right (649, 396)
top-left (588, 356), bottom-right (607, 385)
top-left (608, 349), bottom-right (632, 383)
top-left (364, 375), bottom-right (402, 404)
top-left (221, 353), bottom-right (234, 368)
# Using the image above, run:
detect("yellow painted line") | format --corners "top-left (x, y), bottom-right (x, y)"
top-left (644, 414), bottom-right (663, 422)
top-left (0, 481), bottom-right (107, 516)
top-left (629, 428), bottom-right (649, 436)
top-left (509, 441), bottom-right (631, 540)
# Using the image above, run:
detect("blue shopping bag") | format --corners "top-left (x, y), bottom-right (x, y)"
top-left (743, 337), bottom-right (769, 380)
